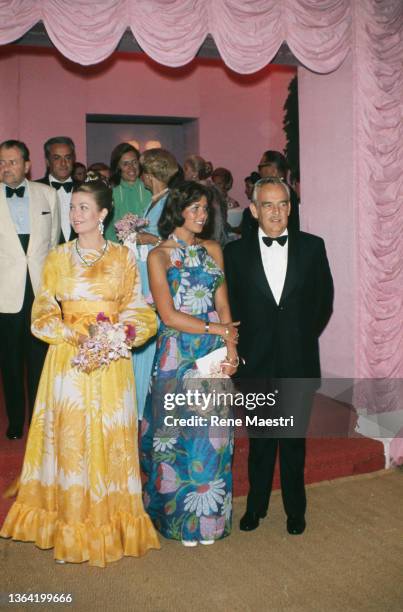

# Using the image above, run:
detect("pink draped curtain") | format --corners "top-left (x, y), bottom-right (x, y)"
top-left (0, 0), bottom-right (351, 71)
top-left (0, 0), bottom-right (401, 385)
top-left (353, 0), bottom-right (403, 381)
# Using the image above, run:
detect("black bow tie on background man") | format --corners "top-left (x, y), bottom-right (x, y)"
top-left (51, 181), bottom-right (73, 193)
top-left (5, 185), bottom-right (25, 198)
top-left (262, 235), bottom-right (288, 247)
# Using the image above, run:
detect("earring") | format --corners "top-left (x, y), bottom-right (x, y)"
top-left (98, 219), bottom-right (104, 235)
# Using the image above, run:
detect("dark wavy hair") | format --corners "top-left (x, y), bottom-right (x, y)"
top-left (109, 142), bottom-right (140, 187)
top-left (72, 172), bottom-right (113, 219)
top-left (158, 181), bottom-right (212, 239)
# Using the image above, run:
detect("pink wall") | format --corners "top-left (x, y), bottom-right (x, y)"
top-left (299, 57), bottom-right (355, 377)
top-left (0, 46), bottom-right (295, 205)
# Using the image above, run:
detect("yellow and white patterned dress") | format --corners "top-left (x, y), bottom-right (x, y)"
top-left (0, 241), bottom-right (160, 566)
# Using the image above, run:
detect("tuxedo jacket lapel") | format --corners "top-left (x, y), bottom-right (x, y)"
top-left (0, 190), bottom-right (25, 256)
top-left (27, 182), bottom-right (44, 256)
top-left (280, 232), bottom-right (298, 305)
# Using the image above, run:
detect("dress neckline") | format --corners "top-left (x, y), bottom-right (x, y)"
top-left (170, 233), bottom-right (199, 250)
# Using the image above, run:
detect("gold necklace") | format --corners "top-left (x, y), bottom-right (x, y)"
top-left (75, 239), bottom-right (108, 267)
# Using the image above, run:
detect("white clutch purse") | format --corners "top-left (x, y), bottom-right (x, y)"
top-left (194, 347), bottom-right (228, 376)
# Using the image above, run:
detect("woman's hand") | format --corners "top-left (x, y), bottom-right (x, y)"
top-left (220, 351), bottom-right (239, 376)
top-left (137, 231), bottom-right (158, 246)
top-left (77, 334), bottom-right (87, 345)
top-left (218, 321), bottom-right (240, 344)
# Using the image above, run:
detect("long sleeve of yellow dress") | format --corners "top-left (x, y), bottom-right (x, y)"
top-left (118, 247), bottom-right (157, 348)
top-left (31, 249), bottom-right (80, 346)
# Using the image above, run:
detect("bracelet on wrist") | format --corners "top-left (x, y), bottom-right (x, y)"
top-left (222, 355), bottom-right (240, 368)
top-left (155, 237), bottom-right (162, 248)
top-left (204, 321), bottom-right (210, 334)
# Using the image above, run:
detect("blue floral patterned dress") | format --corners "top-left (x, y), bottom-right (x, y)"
top-left (141, 238), bottom-right (233, 542)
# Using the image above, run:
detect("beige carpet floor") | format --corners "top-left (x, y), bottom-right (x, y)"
top-left (1, 469), bottom-right (402, 612)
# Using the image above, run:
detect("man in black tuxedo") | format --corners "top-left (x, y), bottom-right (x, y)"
top-left (224, 178), bottom-right (333, 535)
top-left (37, 136), bottom-right (77, 243)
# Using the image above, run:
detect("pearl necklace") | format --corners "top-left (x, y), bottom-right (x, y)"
top-left (75, 239), bottom-right (108, 267)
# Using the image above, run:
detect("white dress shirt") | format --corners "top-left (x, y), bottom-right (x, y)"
top-left (258, 227), bottom-right (288, 305)
top-left (4, 180), bottom-right (30, 234)
top-left (49, 174), bottom-right (73, 241)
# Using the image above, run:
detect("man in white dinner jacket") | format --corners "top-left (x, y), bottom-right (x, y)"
top-left (0, 140), bottom-right (60, 439)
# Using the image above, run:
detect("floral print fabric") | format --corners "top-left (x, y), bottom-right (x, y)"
top-left (141, 241), bottom-right (233, 542)
top-left (0, 242), bottom-right (160, 566)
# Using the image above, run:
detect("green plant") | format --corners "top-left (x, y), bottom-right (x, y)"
top-left (283, 75), bottom-right (299, 184)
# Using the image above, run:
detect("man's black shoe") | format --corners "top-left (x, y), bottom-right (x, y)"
top-left (240, 511), bottom-right (267, 532)
top-left (6, 427), bottom-right (23, 440)
top-left (287, 516), bottom-right (306, 535)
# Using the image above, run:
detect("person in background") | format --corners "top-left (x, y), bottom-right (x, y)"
top-left (244, 172), bottom-right (261, 203)
top-left (212, 167), bottom-right (242, 235)
top-left (240, 171), bottom-right (260, 238)
top-left (133, 148), bottom-right (179, 420)
top-left (88, 162), bottom-right (111, 182)
top-left (72, 162), bottom-right (87, 184)
top-left (1, 175), bottom-right (159, 566)
top-left (258, 150), bottom-right (300, 232)
top-left (141, 181), bottom-right (239, 546)
top-left (0, 140), bottom-right (60, 439)
top-left (37, 136), bottom-right (77, 244)
top-left (212, 167), bottom-right (240, 209)
top-left (105, 143), bottom-right (151, 242)
top-left (184, 155), bottom-right (229, 247)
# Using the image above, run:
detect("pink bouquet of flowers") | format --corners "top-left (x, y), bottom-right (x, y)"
top-left (114, 213), bottom-right (149, 243)
top-left (71, 312), bottom-right (136, 374)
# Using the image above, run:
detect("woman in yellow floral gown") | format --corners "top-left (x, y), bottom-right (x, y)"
top-left (0, 175), bottom-right (160, 566)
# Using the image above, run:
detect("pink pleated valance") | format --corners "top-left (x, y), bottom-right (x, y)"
top-left (0, 0), bottom-right (351, 73)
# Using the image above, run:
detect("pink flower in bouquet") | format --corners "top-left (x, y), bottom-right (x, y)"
top-left (115, 213), bottom-right (149, 243)
top-left (125, 324), bottom-right (136, 342)
top-left (96, 312), bottom-right (110, 323)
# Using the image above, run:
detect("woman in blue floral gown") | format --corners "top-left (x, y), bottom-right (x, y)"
top-left (141, 181), bottom-right (239, 546)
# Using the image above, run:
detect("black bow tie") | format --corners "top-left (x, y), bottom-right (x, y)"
top-left (6, 185), bottom-right (25, 198)
top-left (262, 235), bottom-right (288, 247)
top-left (51, 181), bottom-right (73, 193)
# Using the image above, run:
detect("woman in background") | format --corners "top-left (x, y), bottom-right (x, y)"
top-left (141, 181), bottom-right (239, 546)
top-left (105, 143), bottom-right (151, 242)
top-left (72, 161), bottom-right (87, 184)
top-left (133, 148), bottom-right (178, 420)
top-left (184, 155), bottom-right (229, 247)
top-left (212, 167), bottom-right (242, 235)
top-left (212, 167), bottom-right (240, 210)
top-left (1, 175), bottom-right (159, 566)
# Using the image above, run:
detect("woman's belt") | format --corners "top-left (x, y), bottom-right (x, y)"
top-left (61, 300), bottom-right (119, 324)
